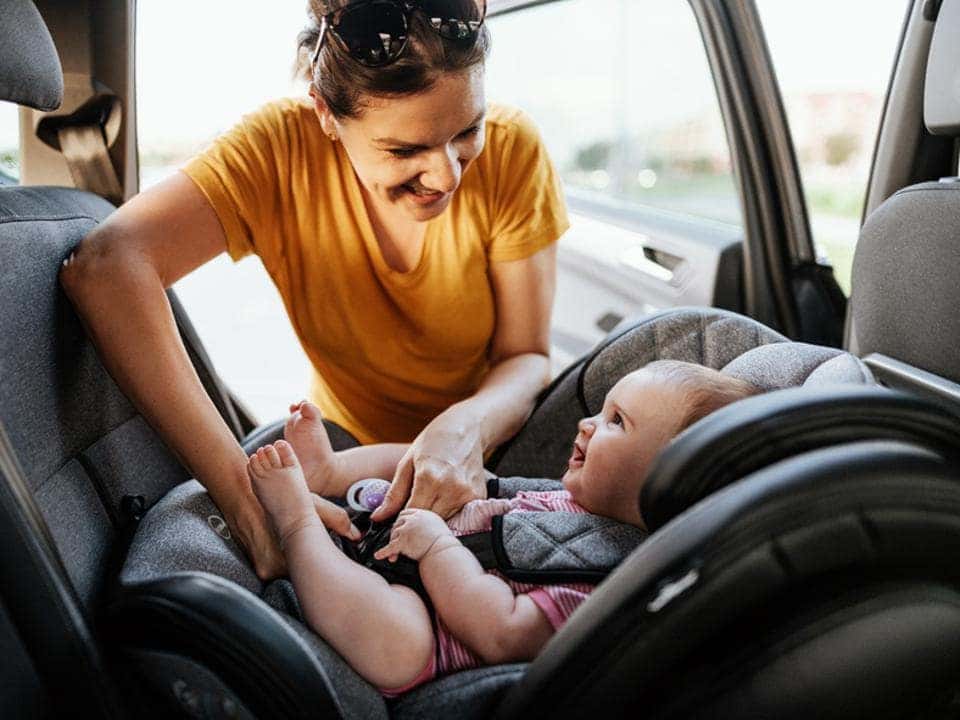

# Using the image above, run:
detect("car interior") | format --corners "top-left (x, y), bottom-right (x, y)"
top-left (3, 0), bottom-right (960, 718)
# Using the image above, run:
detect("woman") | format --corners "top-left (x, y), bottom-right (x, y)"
top-left (60, 0), bottom-right (569, 580)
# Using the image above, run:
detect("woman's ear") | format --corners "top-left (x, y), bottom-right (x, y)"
top-left (310, 92), bottom-right (339, 142)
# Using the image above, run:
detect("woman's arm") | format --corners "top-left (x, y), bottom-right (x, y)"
top-left (372, 242), bottom-right (557, 521)
top-left (375, 509), bottom-right (555, 664)
top-left (60, 172), bottom-right (284, 580)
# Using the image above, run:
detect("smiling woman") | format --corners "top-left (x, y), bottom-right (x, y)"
top-left (61, 0), bottom-right (569, 581)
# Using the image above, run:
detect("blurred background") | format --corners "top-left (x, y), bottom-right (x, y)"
top-left (0, 0), bottom-right (908, 423)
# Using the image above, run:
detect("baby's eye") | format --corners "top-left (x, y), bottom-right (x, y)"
top-left (610, 411), bottom-right (623, 427)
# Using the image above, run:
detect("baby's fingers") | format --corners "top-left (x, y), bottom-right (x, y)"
top-left (374, 540), bottom-right (400, 561)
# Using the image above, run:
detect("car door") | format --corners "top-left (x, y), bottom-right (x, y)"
top-left (485, 0), bottom-right (852, 363)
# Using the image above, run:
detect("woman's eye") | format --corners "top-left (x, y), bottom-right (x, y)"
top-left (459, 126), bottom-right (480, 138)
top-left (388, 147), bottom-right (418, 159)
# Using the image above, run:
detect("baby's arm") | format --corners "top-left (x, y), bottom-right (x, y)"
top-left (375, 510), bottom-right (555, 664)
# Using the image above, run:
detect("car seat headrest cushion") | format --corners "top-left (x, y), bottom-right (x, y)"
top-left (0, 0), bottom-right (63, 110)
top-left (925, 0), bottom-right (960, 135)
top-left (853, 182), bottom-right (960, 382)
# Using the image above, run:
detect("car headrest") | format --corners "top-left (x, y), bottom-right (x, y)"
top-left (852, 181), bottom-right (960, 382)
top-left (0, 0), bottom-right (63, 110)
top-left (925, 0), bottom-right (960, 135)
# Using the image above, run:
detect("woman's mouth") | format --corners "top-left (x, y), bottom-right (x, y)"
top-left (401, 183), bottom-right (447, 206)
top-left (568, 442), bottom-right (586, 470)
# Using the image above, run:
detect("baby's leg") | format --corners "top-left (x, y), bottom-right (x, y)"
top-left (284, 400), bottom-right (409, 497)
top-left (248, 441), bottom-right (434, 690)
top-left (283, 401), bottom-right (343, 496)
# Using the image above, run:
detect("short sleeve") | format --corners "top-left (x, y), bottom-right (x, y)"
top-left (527, 585), bottom-right (593, 631)
top-left (487, 110), bottom-right (570, 263)
top-left (181, 102), bottom-right (287, 271)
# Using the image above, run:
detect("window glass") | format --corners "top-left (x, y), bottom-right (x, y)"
top-left (756, 0), bottom-right (908, 293)
top-left (0, 101), bottom-right (19, 183)
top-left (487, 0), bottom-right (741, 226)
top-left (137, 1), bottom-right (311, 422)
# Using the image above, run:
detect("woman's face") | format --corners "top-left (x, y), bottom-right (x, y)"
top-left (314, 66), bottom-right (487, 223)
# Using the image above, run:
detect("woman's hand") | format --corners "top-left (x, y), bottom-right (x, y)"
top-left (221, 491), bottom-right (360, 581)
top-left (371, 407), bottom-right (487, 522)
top-left (221, 492), bottom-right (287, 581)
top-left (374, 509), bottom-right (457, 563)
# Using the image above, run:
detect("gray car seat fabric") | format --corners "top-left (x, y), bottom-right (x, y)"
top-left (493, 307), bottom-right (873, 479)
top-left (853, 181), bottom-right (960, 383)
top-left (0, 0), bottom-right (63, 110)
top-left (0, 187), bottom-right (191, 611)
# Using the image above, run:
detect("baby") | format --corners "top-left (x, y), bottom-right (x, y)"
top-left (247, 360), bottom-right (758, 696)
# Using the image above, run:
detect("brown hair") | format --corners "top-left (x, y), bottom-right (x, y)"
top-left (642, 360), bottom-right (762, 435)
top-left (296, 1), bottom-right (491, 119)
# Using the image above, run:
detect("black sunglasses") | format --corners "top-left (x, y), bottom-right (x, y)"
top-left (312, 0), bottom-right (487, 68)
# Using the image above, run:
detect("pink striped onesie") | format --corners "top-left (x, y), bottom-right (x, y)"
top-left (381, 490), bottom-right (594, 697)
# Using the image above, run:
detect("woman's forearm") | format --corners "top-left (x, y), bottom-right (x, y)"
top-left (60, 233), bottom-right (250, 507)
top-left (453, 352), bottom-right (551, 451)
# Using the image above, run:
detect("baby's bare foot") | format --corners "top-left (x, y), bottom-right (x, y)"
top-left (248, 440), bottom-right (319, 543)
top-left (284, 400), bottom-right (341, 495)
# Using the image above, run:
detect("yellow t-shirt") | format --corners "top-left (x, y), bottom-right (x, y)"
top-left (183, 98), bottom-right (569, 444)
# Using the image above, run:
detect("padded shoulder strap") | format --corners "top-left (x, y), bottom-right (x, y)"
top-left (486, 512), bottom-right (647, 584)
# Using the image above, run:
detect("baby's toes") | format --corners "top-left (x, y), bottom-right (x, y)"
top-left (274, 440), bottom-right (300, 469)
top-left (263, 444), bottom-right (283, 469)
top-left (247, 453), bottom-right (264, 478)
top-left (300, 401), bottom-right (322, 421)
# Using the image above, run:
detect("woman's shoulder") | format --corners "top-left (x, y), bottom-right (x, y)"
top-left (483, 102), bottom-right (544, 149)
top-left (231, 96), bottom-right (319, 141)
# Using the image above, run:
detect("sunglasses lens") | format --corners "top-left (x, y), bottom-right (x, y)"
top-left (419, 0), bottom-right (486, 40)
top-left (336, 1), bottom-right (408, 65)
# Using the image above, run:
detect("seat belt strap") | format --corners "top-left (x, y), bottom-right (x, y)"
top-left (56, 122), bottom-right (123, 205)
top-left (35, 87), bottom-right (124, 205)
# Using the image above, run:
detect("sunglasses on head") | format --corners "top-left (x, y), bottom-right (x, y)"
top-left (312, 0), bottom-right (487, 68)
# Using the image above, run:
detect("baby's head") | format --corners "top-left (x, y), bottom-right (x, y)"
top-left (562, 360), bottom-right (760, 529)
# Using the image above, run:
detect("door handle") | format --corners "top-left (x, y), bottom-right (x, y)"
top-left (619, 243), bottom-right (675, 283)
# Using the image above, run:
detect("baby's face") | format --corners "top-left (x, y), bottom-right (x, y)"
top-left (562, 370), bottom-right (684, 528)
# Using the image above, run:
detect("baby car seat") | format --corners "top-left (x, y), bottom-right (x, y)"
top-left (113, 307), bottom-right (939, 720)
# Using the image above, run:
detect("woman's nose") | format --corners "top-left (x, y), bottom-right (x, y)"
top-left (422, 144), bottom-right (461, 194)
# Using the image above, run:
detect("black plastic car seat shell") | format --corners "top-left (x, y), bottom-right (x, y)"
top-left (642, 384), bottom-right (960, 531)
top-left (497, 440), bottom-right (960, 719)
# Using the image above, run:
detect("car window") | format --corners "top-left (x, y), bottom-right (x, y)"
top-left (487, 0), bottom-right (742, 227)
top-left (136, 1), bottom-right (311, 422)
top-left (0, 101), bottom-right (19, 184)
top-left (756, 0), bottom-right (909, 294)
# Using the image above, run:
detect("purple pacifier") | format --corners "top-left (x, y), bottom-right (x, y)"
top-left (346, 478), bottom-right (391, 512)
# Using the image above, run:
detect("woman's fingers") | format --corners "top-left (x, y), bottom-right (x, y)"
top-left (372, 453), bottom-right (414, 521)
top-left (312, 494), bottom-right (361, 540)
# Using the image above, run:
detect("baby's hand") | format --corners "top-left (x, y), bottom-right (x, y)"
top-left (373, 509), bottom-right (454, 563)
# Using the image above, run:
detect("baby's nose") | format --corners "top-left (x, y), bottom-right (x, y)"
top-left (578, 417), bottom-right (597, 436)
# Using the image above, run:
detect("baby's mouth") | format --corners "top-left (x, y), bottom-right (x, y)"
top-left (568, 441), bottom-right (586, 469)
